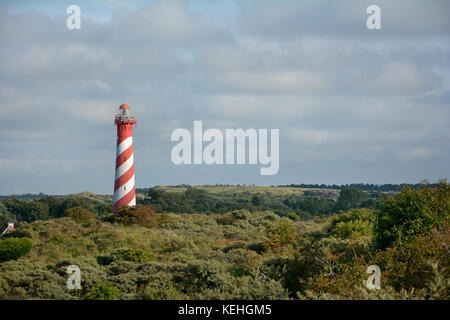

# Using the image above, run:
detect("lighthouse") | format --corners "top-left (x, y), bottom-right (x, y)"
top-left (113, 103), bottom-right (137, 212)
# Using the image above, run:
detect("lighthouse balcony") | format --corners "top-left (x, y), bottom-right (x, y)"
top-left (115, 115), bottom-right (136, 123)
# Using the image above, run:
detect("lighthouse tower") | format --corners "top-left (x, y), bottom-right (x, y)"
top-left (113, 103), bottom-right (137, 212)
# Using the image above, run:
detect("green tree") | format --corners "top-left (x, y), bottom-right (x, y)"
top-left (2, 198), bottom-right (49, 222)
top-left (334, 188), bottom-right (369, 212)
top-left (0, 202), bottom-right (15, 227)
top-left (147, 187), bottom-right (166, 204)
top-left (36, 197), bottom-right (61, 218)
top-left (251, 194), bottom-right (263, 206)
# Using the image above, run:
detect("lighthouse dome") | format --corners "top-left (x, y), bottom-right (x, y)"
top-left (120, 104), bottom-right (130, 109)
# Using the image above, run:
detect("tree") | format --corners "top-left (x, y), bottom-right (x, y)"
top-left (2, 198), bottom-right (49, 222)
top-left (147, 187), bottom-right (166, 204)
top-left (334, 188), bottom-right (369, 212)
top-left (0, 202), bottom-right (15, 227)
top-left (36, 197), bottom-right (61, 218)
top-left (251, 194), bottom-right (263, 206)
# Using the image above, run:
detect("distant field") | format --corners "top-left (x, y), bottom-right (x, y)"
top-left (1, 184), bottom-right (404, 200)
top-left (154, 185), bottom-right (339, 196)
top-left (159, 185), bottom-right (306, 194)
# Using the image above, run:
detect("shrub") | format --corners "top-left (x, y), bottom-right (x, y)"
top-left (223, 241), bottom-right (247, 253)
top-left (264, 221), bottom-right (297, 251)
top-left (111, 205), bottom-right (158, 228)
top-left (139, 283), bottom-right (188, 300)
top-left (63, 207), bottom-right (95, 223)
top-left (181, 260), bottom-right (224, 290)
top-left (0, 229), bottom-right (32, 240)
top-left (232, 209), bottom-right (250, 220)
top-left (57, 197), bottom-right (108, 217)
top-left (84, 283), bottom-right (120, 300)
top-left (331, 209), bottom-right (375, 239)
top-left (375, 182), bottom-right (450, 249)
top-left (0, 238), bottom-right (32, 262)
top-left (112, 248), bottom-right (154, 263)
top-left (373, 223), bottom-right (450, 292)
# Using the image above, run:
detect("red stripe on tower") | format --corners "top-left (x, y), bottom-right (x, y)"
top-left (113, 103), bottom-right (137, 212)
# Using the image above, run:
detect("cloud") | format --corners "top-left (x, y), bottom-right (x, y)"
top-left (369, 62), bottom-right (442, 94)
top-left (218, 70), bottom-right (327, 93)
top-left (397, 147), bottom-right (434, 160)
top-left (237, 0), bottom-right (450, 38)
top-left (67, 99), bottom-right (117, 124)
top-left (0, 0), bottom-right (449, 193)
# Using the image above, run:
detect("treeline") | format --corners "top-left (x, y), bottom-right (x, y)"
top-left (0, 186), bottom-right (396, 226)
top-left (142, 186), bottom-right (380, 220)
top-left (0, 182), bottom-right (433, 200)
top-left (0, 192), bottom-right (47, 200)
top-left (0, 196), bottom-right (112, 226)
top-left (278, 182), bottom-right (438, 192)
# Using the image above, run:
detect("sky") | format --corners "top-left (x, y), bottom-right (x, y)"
top-left (0, 0), bottom-right (449, 195)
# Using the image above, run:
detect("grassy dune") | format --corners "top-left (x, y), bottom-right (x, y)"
top-left (0, 184), bottom-right (448, 300)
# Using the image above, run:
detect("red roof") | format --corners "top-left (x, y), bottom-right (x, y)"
top-left (120, 104), bottom-right (130, 109)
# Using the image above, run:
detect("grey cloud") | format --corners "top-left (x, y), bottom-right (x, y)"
top-left (237, 0), bottom-right (450, 38)
top-left (0, 0), bottom-right (449, 194)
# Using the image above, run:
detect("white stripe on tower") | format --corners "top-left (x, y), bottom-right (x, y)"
top-left (116, 137), bottom-right (133, 155)
top-left (115, 151), bottom-right (134, 178)
top-left (113, 145), bottom-right (136, 209)
top-left (114, 174), bottom-right (136, 204)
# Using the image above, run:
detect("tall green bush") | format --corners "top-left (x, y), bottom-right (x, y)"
top-left (63, 206), bottom-right (95, 223)
top-left (0, 238), bottom-right (32, 262)
top-left (331, 208), bottom-right (375, 239)
top-left (375, 181), bottom-right (450, 249)
top-left (112, 205), bottom-right (158, 228)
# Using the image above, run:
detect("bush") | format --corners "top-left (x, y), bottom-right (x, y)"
top-left (373, 223), bottom-right (450, 292)
top-left (331, 209), bottom-right (375, 239)
top-left (232, 209), bottom-right (250, 220)
top-left (375, 182), bottom-right (450, 249)
top-left (84, 283), bottom-right (120, 300)
top-left (181, 260), bottom-right (224, 290)
top-left (63, 207), bottom-right (95, 223)
top-left (0, 238), bottom-right (32, 262)
top-left (264, 221), bottom-right (297, 251)
top-left (112, 248), bottom-right (154, 263)
top-left (111, 205), bottom-right (158, 228)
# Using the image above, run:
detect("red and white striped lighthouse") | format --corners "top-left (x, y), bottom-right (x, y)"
top-left (113, 103), bottom-right (137, 212)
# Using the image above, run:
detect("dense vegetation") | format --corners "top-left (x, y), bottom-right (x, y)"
top-left (277, 182), bottom-right (442, 192)
top-left (0, 238), bottom-right (32, 263)
top-left (143, 185), bottom-right (379, 219)
top-left (0, 183), bottom-right (448, 300)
